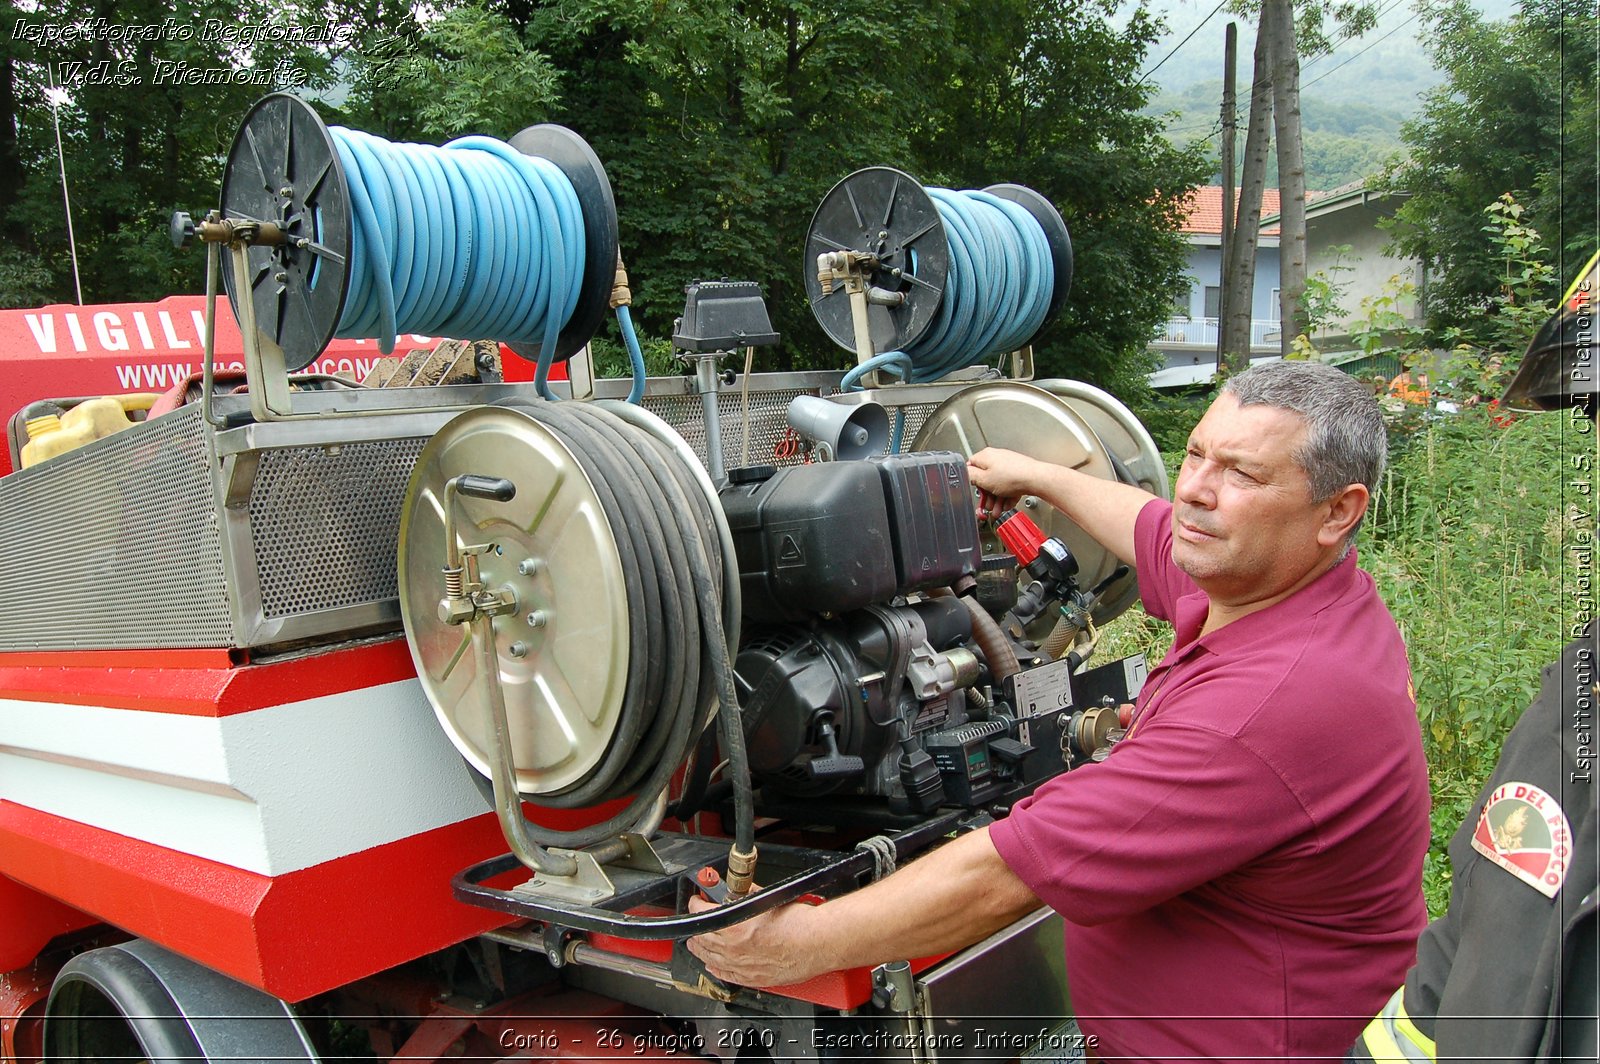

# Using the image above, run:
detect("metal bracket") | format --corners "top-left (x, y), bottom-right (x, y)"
top-left (608, 833), bottom-right (669, 874)
top-left (817, 251), bottom-right (886, 388)
top-left (1007, 344), bottom-right (1035, 382)
top-left (514, 849), bottom-right (618, 904)
top-left (231, 243), bottom-right (296, 421)
top-left (509, 832), bottom-right (670, 904)
top-left (871, 959), bottom-right (915, 1013)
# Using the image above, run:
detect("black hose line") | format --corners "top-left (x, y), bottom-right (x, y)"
top-left (669, 721), bottom-right (720, 821)
top-left (492, 399), bottom-right (754, 855)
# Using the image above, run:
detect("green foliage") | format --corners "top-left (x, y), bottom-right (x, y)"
top-left (1467, 193), bottom-right (1557, 355)
top-left (346, 3), bottom-right (560, 140)
top-left (1382, 0), bottom-right (1598, 331)
top-left (588, 331), bottom-right (679, 381)
top-left (1128, 385), bottom-right (1213, 453)
top-left (1298, 242), bottom-right (1352, 339)
top-left (0, 245), bottom-right (55, 307)
top-left (2, 0), bottom-right (340, 306)
top-left (1349, 275), bottom-right (1426, 362)
top-left (1367, 409), bottom-right (1575, 913)
top-left (1146, 57), bottom-right (1415, 190)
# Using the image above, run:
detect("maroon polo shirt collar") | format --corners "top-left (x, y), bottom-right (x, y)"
top-left (1166, 549), bottom-right (1363, 658)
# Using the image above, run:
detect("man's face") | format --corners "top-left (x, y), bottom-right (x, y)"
top-left (1171, 393), bottom-right (1340, 608)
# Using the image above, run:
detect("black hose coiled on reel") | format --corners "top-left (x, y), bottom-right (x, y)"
top-left (496, 400), bottom-right (755, 856)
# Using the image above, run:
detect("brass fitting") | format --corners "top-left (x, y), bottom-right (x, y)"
top-left (610, 251), bottom-right (633, 308)
top-left (724, 844), bottom-right (759, 898)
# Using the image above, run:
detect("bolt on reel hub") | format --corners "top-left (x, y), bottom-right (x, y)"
top-left (219, 93), bottom-right (619, 372)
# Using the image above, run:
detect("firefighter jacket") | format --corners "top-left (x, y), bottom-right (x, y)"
top-left (1350, 634), bottom-right (1597, 1062)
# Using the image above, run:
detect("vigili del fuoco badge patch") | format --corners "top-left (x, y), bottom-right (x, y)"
top-left (1470, 781), bottom-right (1574, 899)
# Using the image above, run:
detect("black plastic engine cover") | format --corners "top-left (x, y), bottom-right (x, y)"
top-left (868, 450), bottom-right (981, 593)
top-left (719, 462), bottom-right (896, 623)
top-left (719, 454), bottom-right (981, 623)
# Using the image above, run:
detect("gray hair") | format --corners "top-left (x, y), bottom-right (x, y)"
top-left (1222, 361), bottom-right (1386, 544)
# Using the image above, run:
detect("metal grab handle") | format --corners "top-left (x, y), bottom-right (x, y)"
top-left (474, 610), bottom-right (582, 879)
top-left (455, 475), bottom-right (517, 502)
top-left (437, 472), bottom-right (580, 880)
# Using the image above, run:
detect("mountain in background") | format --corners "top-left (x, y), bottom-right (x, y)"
top-left (1136, 0), bottom-right (1519, 190)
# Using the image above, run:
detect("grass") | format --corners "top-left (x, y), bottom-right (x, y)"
top-left (1098, 403), bottom-right (1590, 916)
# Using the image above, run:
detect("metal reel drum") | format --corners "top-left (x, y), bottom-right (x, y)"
top-left (910, 381), bottom-right (1142, 628)
top-left (397, 406), bottom-right (631, 796)
top-left (803, 167), bottom-right (950, 354)
top-left (1032, 379), bottom-right (1170, 621)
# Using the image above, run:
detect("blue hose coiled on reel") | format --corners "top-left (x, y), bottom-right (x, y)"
top-left (838, 187), bottom-right (1056, 451)
top-left (841, 187), bottom-right (1054, 392)
top-left (330, 127), bottom-right (642, 401)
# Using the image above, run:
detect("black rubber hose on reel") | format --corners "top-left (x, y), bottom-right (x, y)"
top-left (494, 400), bottom-right (755, 858)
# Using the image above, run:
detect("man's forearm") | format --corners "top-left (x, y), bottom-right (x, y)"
top-left (800, 827), bottom-right (1041, 967)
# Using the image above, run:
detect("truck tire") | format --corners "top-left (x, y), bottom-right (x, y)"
top-left (45, 940), bottom-right (319, 1063)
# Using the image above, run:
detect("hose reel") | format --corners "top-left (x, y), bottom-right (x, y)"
top-left (216, 93), bottom-right (619, 372)
top-left (802, 167), bottom-right (1073, 381)
top-left (397, 400), bottom-right (745, 857)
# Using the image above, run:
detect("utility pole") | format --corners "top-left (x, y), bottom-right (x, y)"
top-left (1217, 21), bottom-right (1237, 370)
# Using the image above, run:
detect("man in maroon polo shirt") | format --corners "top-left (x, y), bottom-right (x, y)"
top-left (689, 361), bottom-right (1429, 1060)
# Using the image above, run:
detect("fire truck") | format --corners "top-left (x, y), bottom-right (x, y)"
top-left (0, 93), bottom-right (1168, 1062)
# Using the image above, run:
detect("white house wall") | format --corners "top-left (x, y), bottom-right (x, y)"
top-left (1305, 204), bottom-right (1424, 334)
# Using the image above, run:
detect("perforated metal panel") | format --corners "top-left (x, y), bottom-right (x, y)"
top-left (249, 438), bottom-right (428, 618)
top-left (0, 406), bottom-right (232, 649)
top-left (0, 374), bottom-right (976, 653)
top-left (643, 389), bottom-right (815, 469)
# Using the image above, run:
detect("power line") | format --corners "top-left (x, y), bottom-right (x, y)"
top-left (1300, 0), bottom-right (1409, 73)
top-left (1302, 9), bottom-right (1421, 90)
top-left (1138, 0), bottom-right (1230, 86)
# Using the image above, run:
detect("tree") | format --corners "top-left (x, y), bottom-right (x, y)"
top-left (2, 0), bottom-right (337, 307)
top-left (336, 1), bottom-right (557, 141)
top-left (1220, 0), bottom-right (1380, 368)
top-left (1382, 0), bottom-right (1598, 337)
top-left (1268, 0), bottom-right (1307, 353)
top-left (1221, 10), bottom-right (1273, 370)
top-left (908, 0), bottom-right (1208, 391)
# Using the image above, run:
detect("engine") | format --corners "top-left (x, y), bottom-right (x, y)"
top-left (719, 451), bottom-right (1081, 820)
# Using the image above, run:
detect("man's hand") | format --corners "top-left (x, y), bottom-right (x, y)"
top-left (686, 895), bottom-right (827, 986)
top-left (968, 446), bottom-right (1154, 567)
top-left (967, 447), bottom-right (1047, 517)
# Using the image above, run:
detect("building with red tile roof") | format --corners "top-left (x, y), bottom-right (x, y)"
top-left (1152, 186), bottom-right (1285, 387)
top-left (1177, 186), bottom-right (1282, 236)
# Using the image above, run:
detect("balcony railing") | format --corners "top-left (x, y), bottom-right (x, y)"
top-left (1157, 317), bottom-right (1280, 348)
